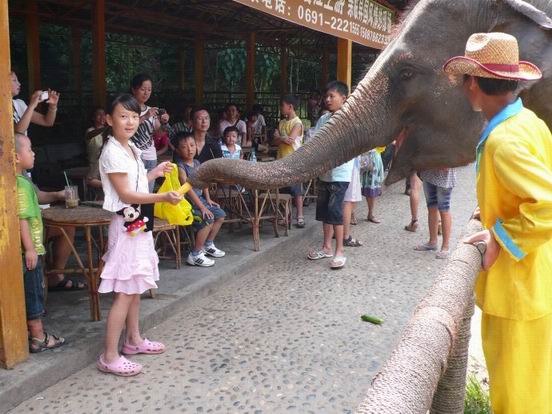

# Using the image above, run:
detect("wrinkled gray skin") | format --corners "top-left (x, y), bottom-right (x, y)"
top-left (192, 0), bottom-right (552, 189)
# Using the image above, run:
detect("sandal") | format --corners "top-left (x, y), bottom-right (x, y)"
top-left (414, 243), bottom-right (438, 251)
top-left (350, 212), bottom-right (358, 225)
top-left (96, 354), bottom-right (142, 377)
top-left (48, 276), bottom-right (86, 291)
top-left (366, 216), bottom-right (381, 224)
top-left (296, 217), bottom-right (305, 228)
top-left (29, 332), bottom-right (67, 353)
top-left (404, 219), bottom-right (418, 232)
top-left (343, 236), bottom-right (363, 247)
top-left (122, 338), bottom-right (166, 355)
top-left (307, 250), bottom-right (333, 260)
top-left (436, 250), bottom-right (450, 259)
top-left (330, 256), bottom-right (347, 269)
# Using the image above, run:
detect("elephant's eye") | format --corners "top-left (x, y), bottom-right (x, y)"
top-left (400, 69), bottom-right (414, 81)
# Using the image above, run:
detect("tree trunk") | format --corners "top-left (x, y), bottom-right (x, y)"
top-left (430, 295), bottom-right (474, 413)
top-left (356, 220), bottom-right (482, 413)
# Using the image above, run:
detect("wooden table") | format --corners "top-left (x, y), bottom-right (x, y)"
top-left (42, 204), bottom-right (113, 321)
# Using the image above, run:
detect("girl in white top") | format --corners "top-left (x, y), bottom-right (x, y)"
top-left (11, 71), bottom-right (60, 136)
top-left (97, 93), bottom-right (181, 377)
top-left (129, 74), bottom-right (170, 191)
top-left (219, 103), bottom-right (248, 146)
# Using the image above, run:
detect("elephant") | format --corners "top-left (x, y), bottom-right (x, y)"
top-left (191, 0), bottom-right (552, 189)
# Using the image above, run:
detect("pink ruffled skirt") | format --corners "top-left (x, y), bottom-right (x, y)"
top-left (98, 215), bottom-right (159, 295)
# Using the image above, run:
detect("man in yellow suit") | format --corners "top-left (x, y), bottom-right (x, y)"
top-left (444, 33), bottom-right (552, 413)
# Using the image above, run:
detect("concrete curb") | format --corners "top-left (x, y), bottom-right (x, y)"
top-left (2, 222), bottom-right (319, 413)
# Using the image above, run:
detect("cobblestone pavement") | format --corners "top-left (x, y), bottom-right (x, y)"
top-left (11, 166), bottom-right (477, 414)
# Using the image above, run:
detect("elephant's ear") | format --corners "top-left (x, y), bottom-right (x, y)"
top-left (502, 0), bottom-right (552, 30)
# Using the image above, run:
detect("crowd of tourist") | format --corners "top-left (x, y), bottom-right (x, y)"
top-left (12, 70), bottom-right (457, 373)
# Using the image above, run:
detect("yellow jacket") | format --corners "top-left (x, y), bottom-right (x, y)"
top-left (475, 101), bottom-right (552, 320)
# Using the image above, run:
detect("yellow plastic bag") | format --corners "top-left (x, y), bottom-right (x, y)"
top-left (154, 165), bottom-right (194, 226)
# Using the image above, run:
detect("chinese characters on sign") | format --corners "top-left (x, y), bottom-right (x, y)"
top-left (232, 0), bottom-right (395, 49)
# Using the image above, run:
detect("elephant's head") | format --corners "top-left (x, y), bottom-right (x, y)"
top-left (192, 0), bottom-right (552, 189)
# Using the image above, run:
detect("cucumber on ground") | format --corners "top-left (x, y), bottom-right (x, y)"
top-left (361, 314), bottom-right (383, 325)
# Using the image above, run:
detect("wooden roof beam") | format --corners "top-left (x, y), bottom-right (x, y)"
top-left (9, 7), bottom-right (197, 42)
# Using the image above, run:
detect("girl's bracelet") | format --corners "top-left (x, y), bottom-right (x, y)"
top-left (48, 106), bottom-right (58, 112)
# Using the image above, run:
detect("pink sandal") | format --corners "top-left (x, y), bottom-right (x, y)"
top-left (96, 354), bottom-right (142, 377)
top-left (122, 338), bottom-right (166, 355)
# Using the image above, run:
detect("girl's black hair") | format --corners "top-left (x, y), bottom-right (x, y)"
top-left (130, 73), bottom-right (153, 90)
top-left (98, 93), bottom-right (141, 157)
top-left (223, 126), bottom-right (240, 141)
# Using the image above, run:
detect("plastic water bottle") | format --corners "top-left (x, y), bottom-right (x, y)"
top-left (250, 148), bottom-right (257, 163)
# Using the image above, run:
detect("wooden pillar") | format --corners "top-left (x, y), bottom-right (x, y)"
top-left (279, 40), bottom-right (288, 95)
top-left (178, 47), bottom-right (186, 92)
top-left (0, 0), bottom-right (29, 369)
top-left (245, 32), bottom-right (256, 110)
top-left (71, 26), bottom-right (82, 99)
top-left (320, 49), bottom-right (329, 91)
top-left (194, 36), bottom-right (204, 105)
top-left (92, 0), bottom-right (106, 108)
top-left (25, 0), bottom-right (40, 95)
top-left (337, 38), bottom-right (352, 90)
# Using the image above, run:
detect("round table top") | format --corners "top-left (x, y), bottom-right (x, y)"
top-left (42, 204), bottom-right (113, 226)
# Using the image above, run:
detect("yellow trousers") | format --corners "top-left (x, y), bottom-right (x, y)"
top-left (482, 313), bottom-right (552, 414)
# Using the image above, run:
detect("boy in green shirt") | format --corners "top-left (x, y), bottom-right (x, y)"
top-left (15, 133), bottom-right (66, 353)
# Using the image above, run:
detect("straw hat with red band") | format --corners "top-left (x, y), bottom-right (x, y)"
top-left (443, 32), bottom-right (542, 81)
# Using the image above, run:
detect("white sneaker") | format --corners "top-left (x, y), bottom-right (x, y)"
top-left (187, 251), bottom-right (215, 267)
top-left (204, 244), bottom-right (226, 258)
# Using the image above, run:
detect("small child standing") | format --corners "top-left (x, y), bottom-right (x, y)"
top-left (307, 81), bottom-right (354, 269)
top-left (221, 126), bottom-right (243, 160)
top-left (173, 132), bottom-right (226, 267)
top-left (361, 148), bottom-right (384, 223)
top-left (96, 94), bottom-right (181, 377)
top-left (273, 94), bottom-right (305, 228)
top-left (15, 133), bottom-right (67, 353)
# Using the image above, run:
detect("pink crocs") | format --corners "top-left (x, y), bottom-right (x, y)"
top-left (96, 354), bottom-right (142, 377)
top-left (122, 338), bottom-right (166, 355)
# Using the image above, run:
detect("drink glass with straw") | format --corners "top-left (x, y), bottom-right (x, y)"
top-left (63, 171), bottom-right (79, 208)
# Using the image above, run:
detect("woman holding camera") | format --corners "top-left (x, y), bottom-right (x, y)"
top-left (11, 71), bottom-right (60, 136)
top-left (129, 73), bottom-right (169, 192)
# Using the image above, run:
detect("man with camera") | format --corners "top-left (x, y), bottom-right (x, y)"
top-left (11, 71), bottom-right (60, 136)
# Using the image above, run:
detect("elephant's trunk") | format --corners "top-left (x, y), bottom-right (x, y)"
top-left (191, 73), bottom-right (395, 189)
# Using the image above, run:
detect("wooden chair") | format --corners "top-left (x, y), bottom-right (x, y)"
top-left (178, 224), bottom-right (195, 253)
top-left (213, 185), bottom-right (248, 231)
top-left (258, 191), bottom-right (292, 237)
top-left (150, 219), bottom-right (181, 298)
top-left (302, 179), bottom-right (318, 207)
top-left (153, 219), bottom-right (181, 269)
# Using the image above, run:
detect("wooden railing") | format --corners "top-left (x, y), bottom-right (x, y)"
top-left (356, 219), bottom-right (483, 414)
